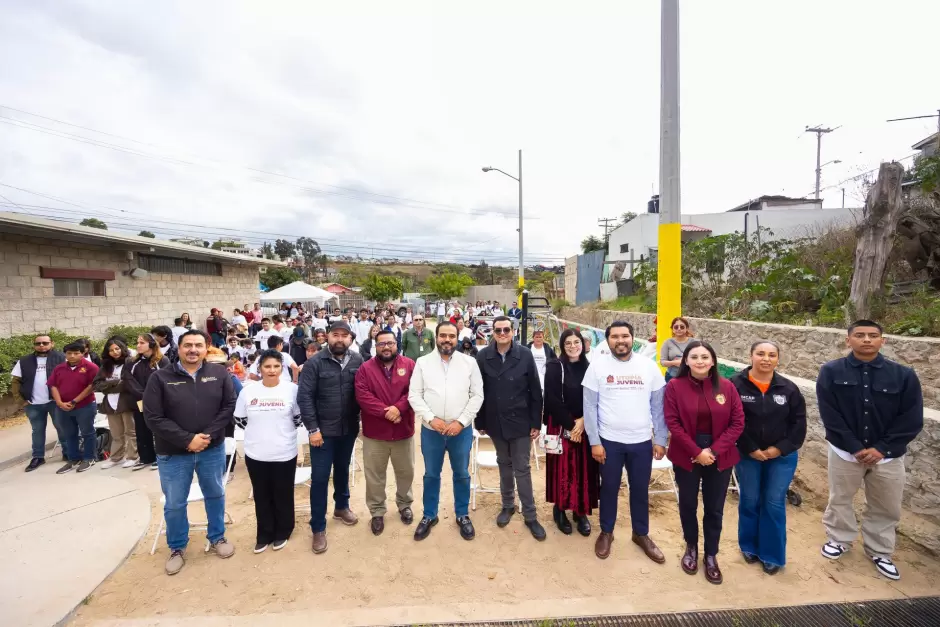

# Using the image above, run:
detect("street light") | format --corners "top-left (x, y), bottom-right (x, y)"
top-left (822, 159), bottom-right (842, 167)
top-left (481, 150), bottom-right (524, 290)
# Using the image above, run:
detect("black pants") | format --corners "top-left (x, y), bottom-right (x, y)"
top-left (674, 463), bottom-right (732, 557)
top-left (245, 455), bottom-right (297, 545)
top-left (132, 408), bottom-right (156, 464)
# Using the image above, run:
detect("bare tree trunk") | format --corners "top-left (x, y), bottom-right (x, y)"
top-left (847, 162), bottom-right (906, 322)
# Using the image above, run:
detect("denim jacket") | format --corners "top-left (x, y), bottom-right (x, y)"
top-left (816, 353), bottom-right (923, 459)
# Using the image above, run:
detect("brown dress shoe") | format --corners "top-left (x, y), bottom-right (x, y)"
top-left (681, 543), bottom-right (698, 575)
top-left (400, 507), bottom-right (414, 525)
top-left (595, 531), bottom-right (614, 559)
top-left (632, 533), bottom-right (666, 564)
top-left (333, 509), bottom-right (359, 526)
top-left (704, 555), bottom-right (723, 584)
top-left (312, 531), bottom-right (328, 554)
top-left (370, 516), bottom-right (385, 536)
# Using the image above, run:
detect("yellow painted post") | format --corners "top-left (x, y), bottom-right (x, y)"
top-left (656, 0), bottom-right (681, 367)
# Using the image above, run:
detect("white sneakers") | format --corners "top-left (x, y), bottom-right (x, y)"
top-left (99, 458), bottom-right (141, 470)
top-left (99, 460), bottom-right (118, 469)
top-left (121, 458), bottom-right (139, 468)
top-left (820, 541), bottom-right (901, 580)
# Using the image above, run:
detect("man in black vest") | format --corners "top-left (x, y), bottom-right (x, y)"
top-left (11, 334), bottom-right (66, 471)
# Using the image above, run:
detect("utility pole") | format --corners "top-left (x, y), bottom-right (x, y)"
top-left (597, 217), bottom-right (618, 243)
top-left (806, 125), bottom-right (836, 199)
top-left (517, 149), bottom-right (524, 289)
top-left (657, 0), bottom-right (682, 362)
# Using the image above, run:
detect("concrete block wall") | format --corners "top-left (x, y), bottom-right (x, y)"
top-left (0, 232), bottom-right (260, 339)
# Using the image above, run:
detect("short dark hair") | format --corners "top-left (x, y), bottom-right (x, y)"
top-left (492, 315), bottom-right (512, 329)
top-left (261, 317), bottom-right (271, 323)
top-left (178, 329), bottom-right (210, 346)
top-left (375, 330), bottom-right (397, 343)
top-left (267, 335), bottom-right (284, 349)
top-left (174, 317), bottom-right (183, 326)
top-left (64, 341), bottom-right (85, 353)
top-left (436, 321), bottom-right (458, 337)
top-left (272, 315), bottom-right (283, 324)
top-left (848, 319), bottom-right (883, 335)
top-left (606, 320), bottom-right (634, 340)
top-left (151, 325), bottom-right (171, 339)
top-left (257, 349), bottom-right (283, 367)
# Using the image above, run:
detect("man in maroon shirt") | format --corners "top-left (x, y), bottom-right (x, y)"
top-left (48, 341), bottom-right (100, 473)
top-left (354, 329), bottom-right (416, 535)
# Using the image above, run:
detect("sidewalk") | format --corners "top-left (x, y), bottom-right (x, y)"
top-left (0, 417), bottom-right (58, 472)
top-left (0, 462), bottom-right (151, 627)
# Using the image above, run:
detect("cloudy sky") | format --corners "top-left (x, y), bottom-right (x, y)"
top-left (1, 0), bottom-right (937, 266)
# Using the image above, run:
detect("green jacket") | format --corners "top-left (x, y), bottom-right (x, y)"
top-left (402, 327), bottom-right (434, 361)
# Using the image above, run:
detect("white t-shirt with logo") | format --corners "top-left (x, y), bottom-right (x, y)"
top-left (12, 357), bottom-right (51, 405)
top-left (254, 328), bottom-right (276, 347)
top-left (248, 351), bottom-right (297, 384)
top-left (234, 381), bottom-right (301, 462)
top-left (582, 352), bottom-right (665, 444)
top-left (310, 318), bottom-right (328, 332)
top-left (531, 345), bottom-right (547, 389)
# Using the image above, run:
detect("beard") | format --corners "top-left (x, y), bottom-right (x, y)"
top-left (437, 342), bottom-right (455, 356)
top-left (329, 341), bottom-right (348, 356)
top-left (377, 350), bottom-right (397, 363)
top-left (612, 343), bottom-right (632, 358)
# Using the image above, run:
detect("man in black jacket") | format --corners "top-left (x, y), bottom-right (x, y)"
top-left (816, 319), bottom-right (923, 581)
top-left (11, 335), bottom-right (66, 471)
top-left (475, 316), bottom-right (546, 540)
top-left (298, 321), bottom-right (363, 554)
top-left (144, 329), bottom-right (237, 576)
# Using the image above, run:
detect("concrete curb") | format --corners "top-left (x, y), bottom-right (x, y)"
top-left (0, 441), bottom-right (55, 473)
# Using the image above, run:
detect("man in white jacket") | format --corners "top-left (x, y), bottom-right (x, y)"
top-left (408, 321), bottom-right (484, 542)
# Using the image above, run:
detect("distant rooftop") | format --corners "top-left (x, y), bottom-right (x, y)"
top-left (727, 195), bottom-right (822, 213)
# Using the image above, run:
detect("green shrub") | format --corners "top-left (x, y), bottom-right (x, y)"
top-left (0, 324), bottom-right (157, 398)
top-left (550, 298), bottom-right (570, 312)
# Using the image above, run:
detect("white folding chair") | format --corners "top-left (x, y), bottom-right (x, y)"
top-left (530, 425), bottom-right (546, 471)
top-left (294, 427), bottom-right (313, 511)
top-left (349, 437), bottom-right (360, 488)
top-left (470, 429), bottom-right (500, 511)
top-left (150, 437), bottom-right (237, 555)
top-left (620, 456), bottom-right (680, 503)
top-left (728, 467), bottom-right (740, 495)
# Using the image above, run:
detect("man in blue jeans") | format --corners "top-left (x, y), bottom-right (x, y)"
top-left (47, 341), bottom-right (99, 474)
top-left (298, 321), bottom-right (363, 555)
top-left (144, 330), bottom-right (237, 575)
top-left (408, 322), bottom-right (484, 542)
top-left (11, 334), bottom-right (67, 471)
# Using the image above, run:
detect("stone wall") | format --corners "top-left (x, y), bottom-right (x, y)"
top-left (561, 306), bottom-right (940, 553)
top-left (561, 306), bottom-right (940, 411)
top-left (0, 232), bottom-right (261, 339)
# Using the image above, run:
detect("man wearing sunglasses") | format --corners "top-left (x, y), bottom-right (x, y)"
top-left (475, 316), bottom-right (546, 540)
top-left (11, 335), bottom-right (67, 471)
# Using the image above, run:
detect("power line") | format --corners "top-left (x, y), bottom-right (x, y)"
top-left (0, 104), bottom-right (535, 219)
top-left (805, 125), bottom-right (838, 200)
top-left (597, 216), bottom-right (618, 242)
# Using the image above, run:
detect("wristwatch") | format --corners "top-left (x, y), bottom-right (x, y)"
top-left (307, 428), bottom-right (320, 435)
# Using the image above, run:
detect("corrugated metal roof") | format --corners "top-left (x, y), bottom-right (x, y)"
top-left (0, 211), bottom-right (285, 266)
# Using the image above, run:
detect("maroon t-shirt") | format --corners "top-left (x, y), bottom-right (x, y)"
top-left (47, 361), bottom-right (99, 408)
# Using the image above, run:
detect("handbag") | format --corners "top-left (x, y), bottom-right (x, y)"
top-left (543, 362), bottom-right (567, 455)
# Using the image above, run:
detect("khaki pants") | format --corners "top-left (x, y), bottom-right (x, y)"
top-left (362, 435), bottom-right (415, 517)
top-left (822, 447), bottom-right (905, 560)
top-left (107, 411), bottom-right (137, 462)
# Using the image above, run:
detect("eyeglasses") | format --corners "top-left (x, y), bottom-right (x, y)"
top-left (563, 340), bottom-right (582, 347)
top-left (376, 341), bottom-right (397, 348)
top-left (34, 341), bottom-right (51, 346)
top-left (493, 327), bottom-right (513, 335)
top-left (672, 325), bottom-right (686, 330)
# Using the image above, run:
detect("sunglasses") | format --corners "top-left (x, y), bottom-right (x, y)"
top-left (493, 327), bottom-right (513, 335)
top-left (34, 341), bottom-right (51, 346)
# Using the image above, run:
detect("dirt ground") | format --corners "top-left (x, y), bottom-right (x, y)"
top-left (70, 437), bottom-right (940, 626)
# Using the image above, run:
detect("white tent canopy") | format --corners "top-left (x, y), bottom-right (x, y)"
top-left (260, 281), bottom-right (336, 306)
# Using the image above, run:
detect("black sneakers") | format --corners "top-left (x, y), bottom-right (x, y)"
top-left (25, 458), bottom-right (45, 472)
top-left (56, 461), bottom-right (76, 475)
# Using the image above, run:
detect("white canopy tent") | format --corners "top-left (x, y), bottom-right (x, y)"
top-left (259, 281), bottom-right (337, 312)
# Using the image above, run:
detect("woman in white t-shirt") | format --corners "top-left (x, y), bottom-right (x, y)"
top-left (234, 349), bottom-right (303, 554)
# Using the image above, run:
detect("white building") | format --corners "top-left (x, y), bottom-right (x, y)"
top-left (607, 195), bottom-right (860, 263)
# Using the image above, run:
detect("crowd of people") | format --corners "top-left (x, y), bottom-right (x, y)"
top-left (9, 306), bottom-right (923, 585)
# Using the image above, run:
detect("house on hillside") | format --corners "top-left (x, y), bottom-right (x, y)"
top-left (607, 194), bottom-right (859, 263)
top-left (0, 212), bottom-right (284, 339)
top-left (903, 132), bottom-right (939, 201)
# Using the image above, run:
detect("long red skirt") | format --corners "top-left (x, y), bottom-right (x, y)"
top-left (544, 420), bottom-right (600, 516)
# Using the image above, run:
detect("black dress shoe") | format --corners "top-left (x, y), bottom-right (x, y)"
top-left (25, 457), bottom-right (45, 472)
top-left (573, 514), bottom-right (591, 537)
top-left (553, 505), bottom-right (573, 535)
top-left (399, 507), bottom-right (414, 525)
top-left (762, 563), bottom-right (781, 575)
top-left (704, 555), bottom-right (723, 585)
top-left (525, 519), bottom-right (547, 541)
top-left (370, 516), bottom-right (385, 536)
top-left (496, 506), bottom-right (515, 528)
top-left (682, 543), bottom-right (699, 575)
top-left (457, 515), bottom-right (475, 540)
top-left (414, 516), bottom-right (438, 541)
top-left (742, 552), bottom-right (760, 564)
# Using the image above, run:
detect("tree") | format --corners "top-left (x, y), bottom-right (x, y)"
top-left (361, 274), bottom-right (404, 303)
top-left (210, 239), bottom-right (238, 250)
top-left (618, 211), bottom-right (638, 227)
top-left (847, 162), bottom-right (906, 321)
top-left (261, 266), bottom-right (302, 290)
top-left (261, 242), bottom-right (275, 260)
top-left (295, 237), bottom-right (321, 280)
top-left (581, 234), bottom-right (605, 253)
top-left (80, 218), bottom-right (107, 230)
top-left (425, 272), bottom-right (474, 300)
top-left (473, 259), bottom-right (490, 284)
top-left (273, 239), bottom-right (296, 259)
top-left (138, 230), bottom-right (155, 238)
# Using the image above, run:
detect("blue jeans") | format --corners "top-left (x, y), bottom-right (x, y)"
top-left (211, 332), bottom-right (225, 348)
top-left (308, 431), bottom-right (358, 533)
top-left (56, 403), bottom-right (98, 462)
top-left (25, 401), bottom-right (64, 459)
top-left (157, 442), bottom-right (227, 551)
top-left (421, 425), bottom-right (472, 519)
top-left (599, 438), bottom-right (653, 535)
top-left (736, 451), bottom-right (799, 567)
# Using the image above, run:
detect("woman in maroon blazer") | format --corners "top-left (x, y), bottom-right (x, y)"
top-left (664, 340), bottom-right (745, 585)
